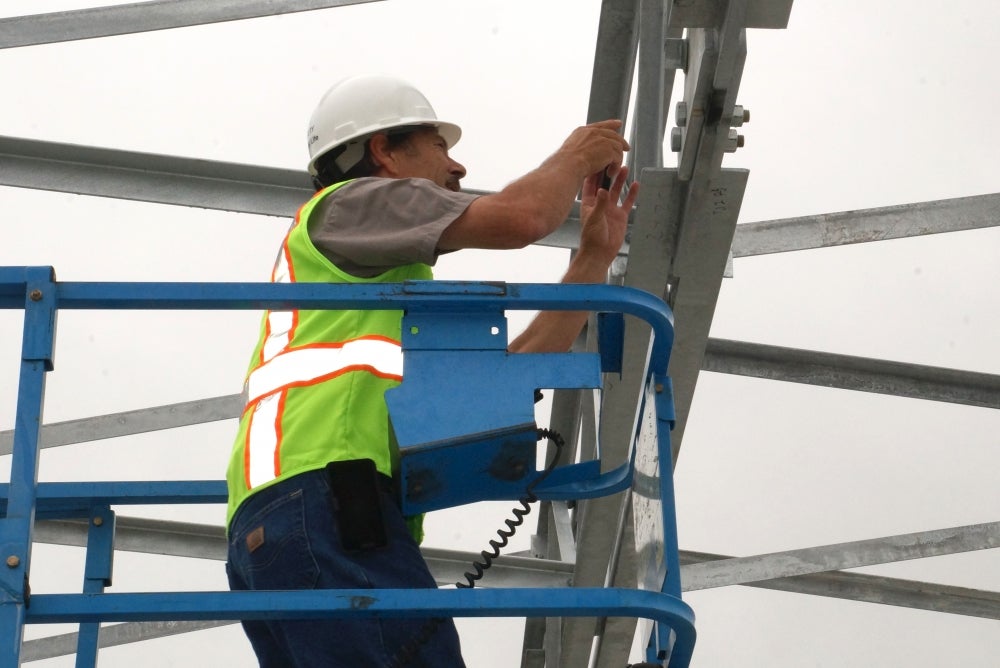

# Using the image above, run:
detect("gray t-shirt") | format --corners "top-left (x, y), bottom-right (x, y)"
top-left (308, 177), bottom-right (480, 278)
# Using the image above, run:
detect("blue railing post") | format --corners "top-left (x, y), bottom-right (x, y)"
top-left (75, 505), bottom-right (115, 668)
top-left (0, 267), bottom-right (57, 668)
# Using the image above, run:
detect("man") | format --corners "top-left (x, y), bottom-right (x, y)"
top-left (225, 74), bottom-right (638, 667)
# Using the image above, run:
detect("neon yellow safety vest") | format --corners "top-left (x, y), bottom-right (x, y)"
top-left (225, 181), bottom-right (432, 539)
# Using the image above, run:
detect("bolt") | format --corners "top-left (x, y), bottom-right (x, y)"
top-left (29, 290), bottom-right (42, 301)
top-left (731, 105), bottom-right (750, 127)
top-left (93, 516), bottom-right (104, 527)
top-left (663, 37), bottom-right (688, 70)
top-left (675, 101), bottom-right (688, 127)
top-left (6, 555), bottom-right (20, 568)
top-left (655, 383), bottom-right (664, 394)
top-left (670, 127), bottom-right (683, 152)
top-left (724, 128), bottom-right (745, 153)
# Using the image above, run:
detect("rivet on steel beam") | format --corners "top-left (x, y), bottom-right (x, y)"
top-left (93, 516), bottom-right (104, 527)
top-left (29, 290), bottom-right (43, 301)
top-left (6, 555), bottom-right (20, 568)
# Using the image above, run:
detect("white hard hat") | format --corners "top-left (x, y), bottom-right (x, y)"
top-left (306, 74), bottom-right (462, 176)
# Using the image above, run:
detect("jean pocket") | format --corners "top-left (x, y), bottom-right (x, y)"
top-left (230, 489), bottom-right (320, 591)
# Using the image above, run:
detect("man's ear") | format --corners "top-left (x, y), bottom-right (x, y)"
top-left (367, 133), bottom-right (398, 176)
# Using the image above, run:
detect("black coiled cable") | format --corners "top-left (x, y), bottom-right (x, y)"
top-left (455, 427), bottom-right (564, 589)
top-left (386, 428), bottom-right (565, 668)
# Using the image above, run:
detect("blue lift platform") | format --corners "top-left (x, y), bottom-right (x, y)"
top-left (0, 266), bottom-right (694, 667)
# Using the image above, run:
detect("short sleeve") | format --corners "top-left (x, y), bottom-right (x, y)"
top-left (308, 178), bottom-right (479, 277)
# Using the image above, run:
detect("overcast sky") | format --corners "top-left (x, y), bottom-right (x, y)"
top-left (2, 0), bottom-right (999, 666)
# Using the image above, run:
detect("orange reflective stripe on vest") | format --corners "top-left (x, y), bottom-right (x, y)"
top-left (240, 335), bottom-right (404, 488)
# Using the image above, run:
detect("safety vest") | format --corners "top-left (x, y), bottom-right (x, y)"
top-left (225, 180), bottom-right (433, 535)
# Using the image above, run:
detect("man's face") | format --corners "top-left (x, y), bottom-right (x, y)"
top-left (389, 128), bottom-right (467, 192)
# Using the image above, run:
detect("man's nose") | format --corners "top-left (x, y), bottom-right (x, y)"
top-left (449, 158), bottom-right (467, 179)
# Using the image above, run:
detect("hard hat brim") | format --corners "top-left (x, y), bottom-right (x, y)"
top-left (308, 119), bottom-right (462, 176)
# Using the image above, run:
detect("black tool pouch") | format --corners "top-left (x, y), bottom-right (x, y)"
top-left (325, 458), bottom-right (389, 551)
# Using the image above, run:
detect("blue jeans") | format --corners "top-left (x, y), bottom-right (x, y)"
top-left (227, 468), bottom-right (466, 668)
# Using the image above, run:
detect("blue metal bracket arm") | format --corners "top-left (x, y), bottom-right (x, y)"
top-left (384, 281), bottom-right (674, 515)
top-left (387, 340), bottom-right (606, 513)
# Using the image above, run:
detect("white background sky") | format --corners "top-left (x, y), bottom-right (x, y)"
top-left (2, 0), bottom-right (999, 666)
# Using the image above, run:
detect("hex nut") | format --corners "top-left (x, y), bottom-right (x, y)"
top-left (724, 128), bottom-right (744, 153)
top-left (731, 105), bottom-right (750, 127)
top-left (670, 127), bottom-right (683, 152)
top-left (675, 101), bottom-right (688, 127)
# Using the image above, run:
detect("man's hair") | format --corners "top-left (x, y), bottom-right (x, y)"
top-left (312, 127), bottom-right (420, 191)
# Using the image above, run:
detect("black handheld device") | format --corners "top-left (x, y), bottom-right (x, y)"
top-left (325, 458), bottom-right (389, 551)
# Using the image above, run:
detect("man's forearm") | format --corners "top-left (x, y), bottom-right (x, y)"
top-left (507, 252), bottom-right (611, 354)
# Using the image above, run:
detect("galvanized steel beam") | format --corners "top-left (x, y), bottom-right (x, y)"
top-left (21, 620), bottom-right (234, 662)
top-left (586, 0), bottom-right (640, 125)
top-left (703, 338), bottom-right (1000, 409)
top-left (589, 113), bottom-right (749, 668)
top-left (561, 0), bottom-right (680, 660)
top-left (667, 0), bottom-right (792, 29)
top-left (732, 192), bottom-right (1000, 257)
top-left (571, 5), bottom-right (751, 663)
top-left (661, 170), bottom-right (749, 454)
top-left (4, 136), bottom-right (995, 257)
top-left (629, 0), bottom-right (673, 175)
top-left (0, 135), bottom-right (572, 228)
top-left (0, 395), bottom-right (244, 456)
top-left (582, 8), bottom-right (751, 663)
top-left (32, 516), bottom-right (574, 589)
top-left (550, 0), bottom-right (642, 662)
top-left (0, 0), bottom-right (384, 50)
top-left (0, 136), bottom-right (312, 217)
top-left (683, 521), bottom-right (1000, 591)
top-left (681, 549), bottom-right (1000, 620)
